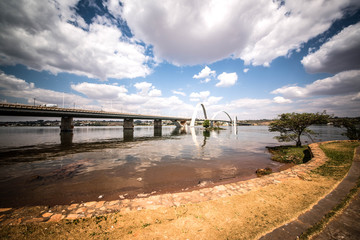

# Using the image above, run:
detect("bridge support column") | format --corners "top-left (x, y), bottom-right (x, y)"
top-left (154, 119), bottom-right (162, 136)
top-left (123, 118), bottom-right (134, 129)
top-left (60, 117), bottom-right (74, 132)
top-left (154, 119), bottom-right (162, 129)
top-left (123, 118), bottom-right (134, 141)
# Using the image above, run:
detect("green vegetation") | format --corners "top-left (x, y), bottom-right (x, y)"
top-left (269, 112), bottom-right (329, 146)
top-left (312, 141), bottom-right (359, 180)
top-left (334, 118), bottom-right (360, 140)
top-left (299, 141), bottom-right (360, 239)
top-left (267, 145), bottom-right (311, 164)
top-left (255, 167), bottom-right (273, 177)
top-left (202, 119), bottom-right (210, 128)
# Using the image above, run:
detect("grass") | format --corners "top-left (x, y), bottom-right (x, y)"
top-left (313, 141), bottom-right (359, 180)
top-left (0, 141), bottom-right (358, 240)
top-left (299, 141), bottom-right (360, 239)
top-left (267, 145), bottom-right (311, 164)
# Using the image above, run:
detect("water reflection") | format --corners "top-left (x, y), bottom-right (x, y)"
top-left (60, 132), bottom-right (73, 146)
top-left (123, 129), bottom-right (134, 141)
top-left (0, 125), bottom-right (348, 207)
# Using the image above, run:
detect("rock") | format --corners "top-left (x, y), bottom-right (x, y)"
top-left (0, 208), bottom-right (12, 213)
top-left (84, 201), bottom-right (96, 207)
top-left (66, 214), bottom-right (79, 220)
top-left (256, 167), bottom-right (273, 176)
top-left (137, 177), bottom-right (143, 182)
top-left (197, 180), bottom-right (212, 187)
top-left (137, 193), bottom-right (149, 198)
top-left (42, 212), bottom-right (53, 218)
top-left (98, 195), bottom-right (103, 199)
top-left (49, 213), bottom-right (64, 222)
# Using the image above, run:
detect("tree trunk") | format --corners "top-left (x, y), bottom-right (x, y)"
top-left (296, 134), bottom-right (302, 147)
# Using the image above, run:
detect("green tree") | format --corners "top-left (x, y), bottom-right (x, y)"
top-left (269, 112), bottom-right (329, 147)
top-left (203, 119), bottom-right (210, 128)
top-left (334, 118), bottom-right (360, 140)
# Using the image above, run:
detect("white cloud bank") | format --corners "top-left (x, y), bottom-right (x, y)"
top-left (272, 70), bottom-right (360, 98)
top-left (302, 22), bottom-right (360, 74)
top-left (193, 66), bottom-right (216, 79)
top-left (0, 1), bottom-right (152, 81)
top-left (120, 0), bottom-right (358, 66)
top-left (0, 71), bottom-right (92, 107)
top-left (216, 72), bottom-right (238, 87)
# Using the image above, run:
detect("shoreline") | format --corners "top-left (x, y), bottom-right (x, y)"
top-left (0, 141), bottom-right (337, 225)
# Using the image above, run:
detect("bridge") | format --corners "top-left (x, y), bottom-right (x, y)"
top-left (0, 103), bottom-right (237, 139)
top-left (0, 103), bottom-right (191, 132)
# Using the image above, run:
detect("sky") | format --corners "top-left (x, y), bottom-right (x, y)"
top-left (0, 0), bottom-right (360, 121)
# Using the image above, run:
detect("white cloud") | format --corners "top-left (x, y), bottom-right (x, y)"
top-left (243, 68), bottom-right (249, 73)
top-left (71, 79), bottom-right (192, 116)
top-left (189, 91), bottom-right (211, 102)
top-left (205, 96), bottom-right (223, 105)
top-left (273, 96), bottom-right (293, 104)
top-left (0, 1), bottom-right (152, 81)
top-left (172, 90), bottom-right (186, 96)
top-left (133, 81), bottom-right (162, 97)
top-left (272, 70), bottom-right (360, 98)
top-left (200, 78), bottom-right (211, 83)
top-left (301, 22), bottom-right (360, 73)
top-left (193, 66), bottom-right (216, 79)
top-left (134, 82), bottom-right (153, 95)
top-left (148, 88), bottom-right (162, 97)
top-left (0, 71), bottom-right (91, 107)
top-left (120, 0), bottom-right (357, 66)
top-left (71, 82), bottom-right (127, 99)
top-left (216, 72), bottom-right (238, 87)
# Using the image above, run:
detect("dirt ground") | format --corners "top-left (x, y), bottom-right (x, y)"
top-left (0, 175), bottom-right (338, 240)
top-left (1, 141), bottom-right (358, 240)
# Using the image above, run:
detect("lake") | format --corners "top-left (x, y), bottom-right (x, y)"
top-left (0, 125), bottom-right (347, 207)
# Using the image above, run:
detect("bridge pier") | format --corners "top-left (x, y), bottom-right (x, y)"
top-left (154, 119), bottom-right (162, 136)
top-left (123, 118), bottom-right (134, 141)
top-left (123, 118), bottom-right (134, 129)
top-left (60, 117), bottom-right (74, 132)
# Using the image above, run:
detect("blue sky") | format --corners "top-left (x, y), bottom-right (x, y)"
top-left (0, 0), bottom-right (360, 120)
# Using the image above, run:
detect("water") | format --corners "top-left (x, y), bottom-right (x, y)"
top-left (0, 125), bottom-right (347, 207)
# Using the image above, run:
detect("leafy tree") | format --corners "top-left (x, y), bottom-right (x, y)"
top-left (269, 112), bottom-right (329, 147)
top-left (203, 119), bottom-right (210, 128)
top-left (334, 118), bottom-right (360, 140)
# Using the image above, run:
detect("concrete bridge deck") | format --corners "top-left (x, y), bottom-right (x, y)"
top-left (0, 103), bottom-right (190, 121)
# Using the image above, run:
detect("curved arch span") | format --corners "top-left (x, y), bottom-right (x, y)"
top-left (190, 103), bottom-right (208, 127)
top-left (211, 111), bottom-right (232, 123)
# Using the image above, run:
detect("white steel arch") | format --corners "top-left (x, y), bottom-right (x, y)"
top-left (190, 103), bottom-right (208, 127)
top-left (211, 111), bottom-right (233, 124)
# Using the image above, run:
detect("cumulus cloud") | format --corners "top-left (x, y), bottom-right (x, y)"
top-left (193, 66), bottom-right (216, 79)
top-left (273, 96), bottom-right (293, 104)
top-left (172, 90), bottom-right (186, 96)
top-left (120, 0), bottom-right (356, 66)
top-left (134, 82), bottom-right (153, 95)
top-left (302, 22), bottom-right (360, 73)
top-left (272, 70), bottom-right (360, 98)
top-left (189, 91), bottom-right (211, 102)
top-left (243, 68), bottom-right (249, 73)
top-left (0, 71), bottom-right (91, 107)
top-left (216, 72), bottom-right (238, 87)
top-left (133, 81), bottom-right (162, 97)
top-left (205, 96), bottom-right (223, 105)
top-left (71, 82), bottom-right (127, 99)
top-left (148, 88), bottom-right (162, 97)
top-left (200, 78), bottom-right (211, 84)
top-left (0, 0), bottom-right (152, 81)
top-left (71, 80), bottom-right (194, 116)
